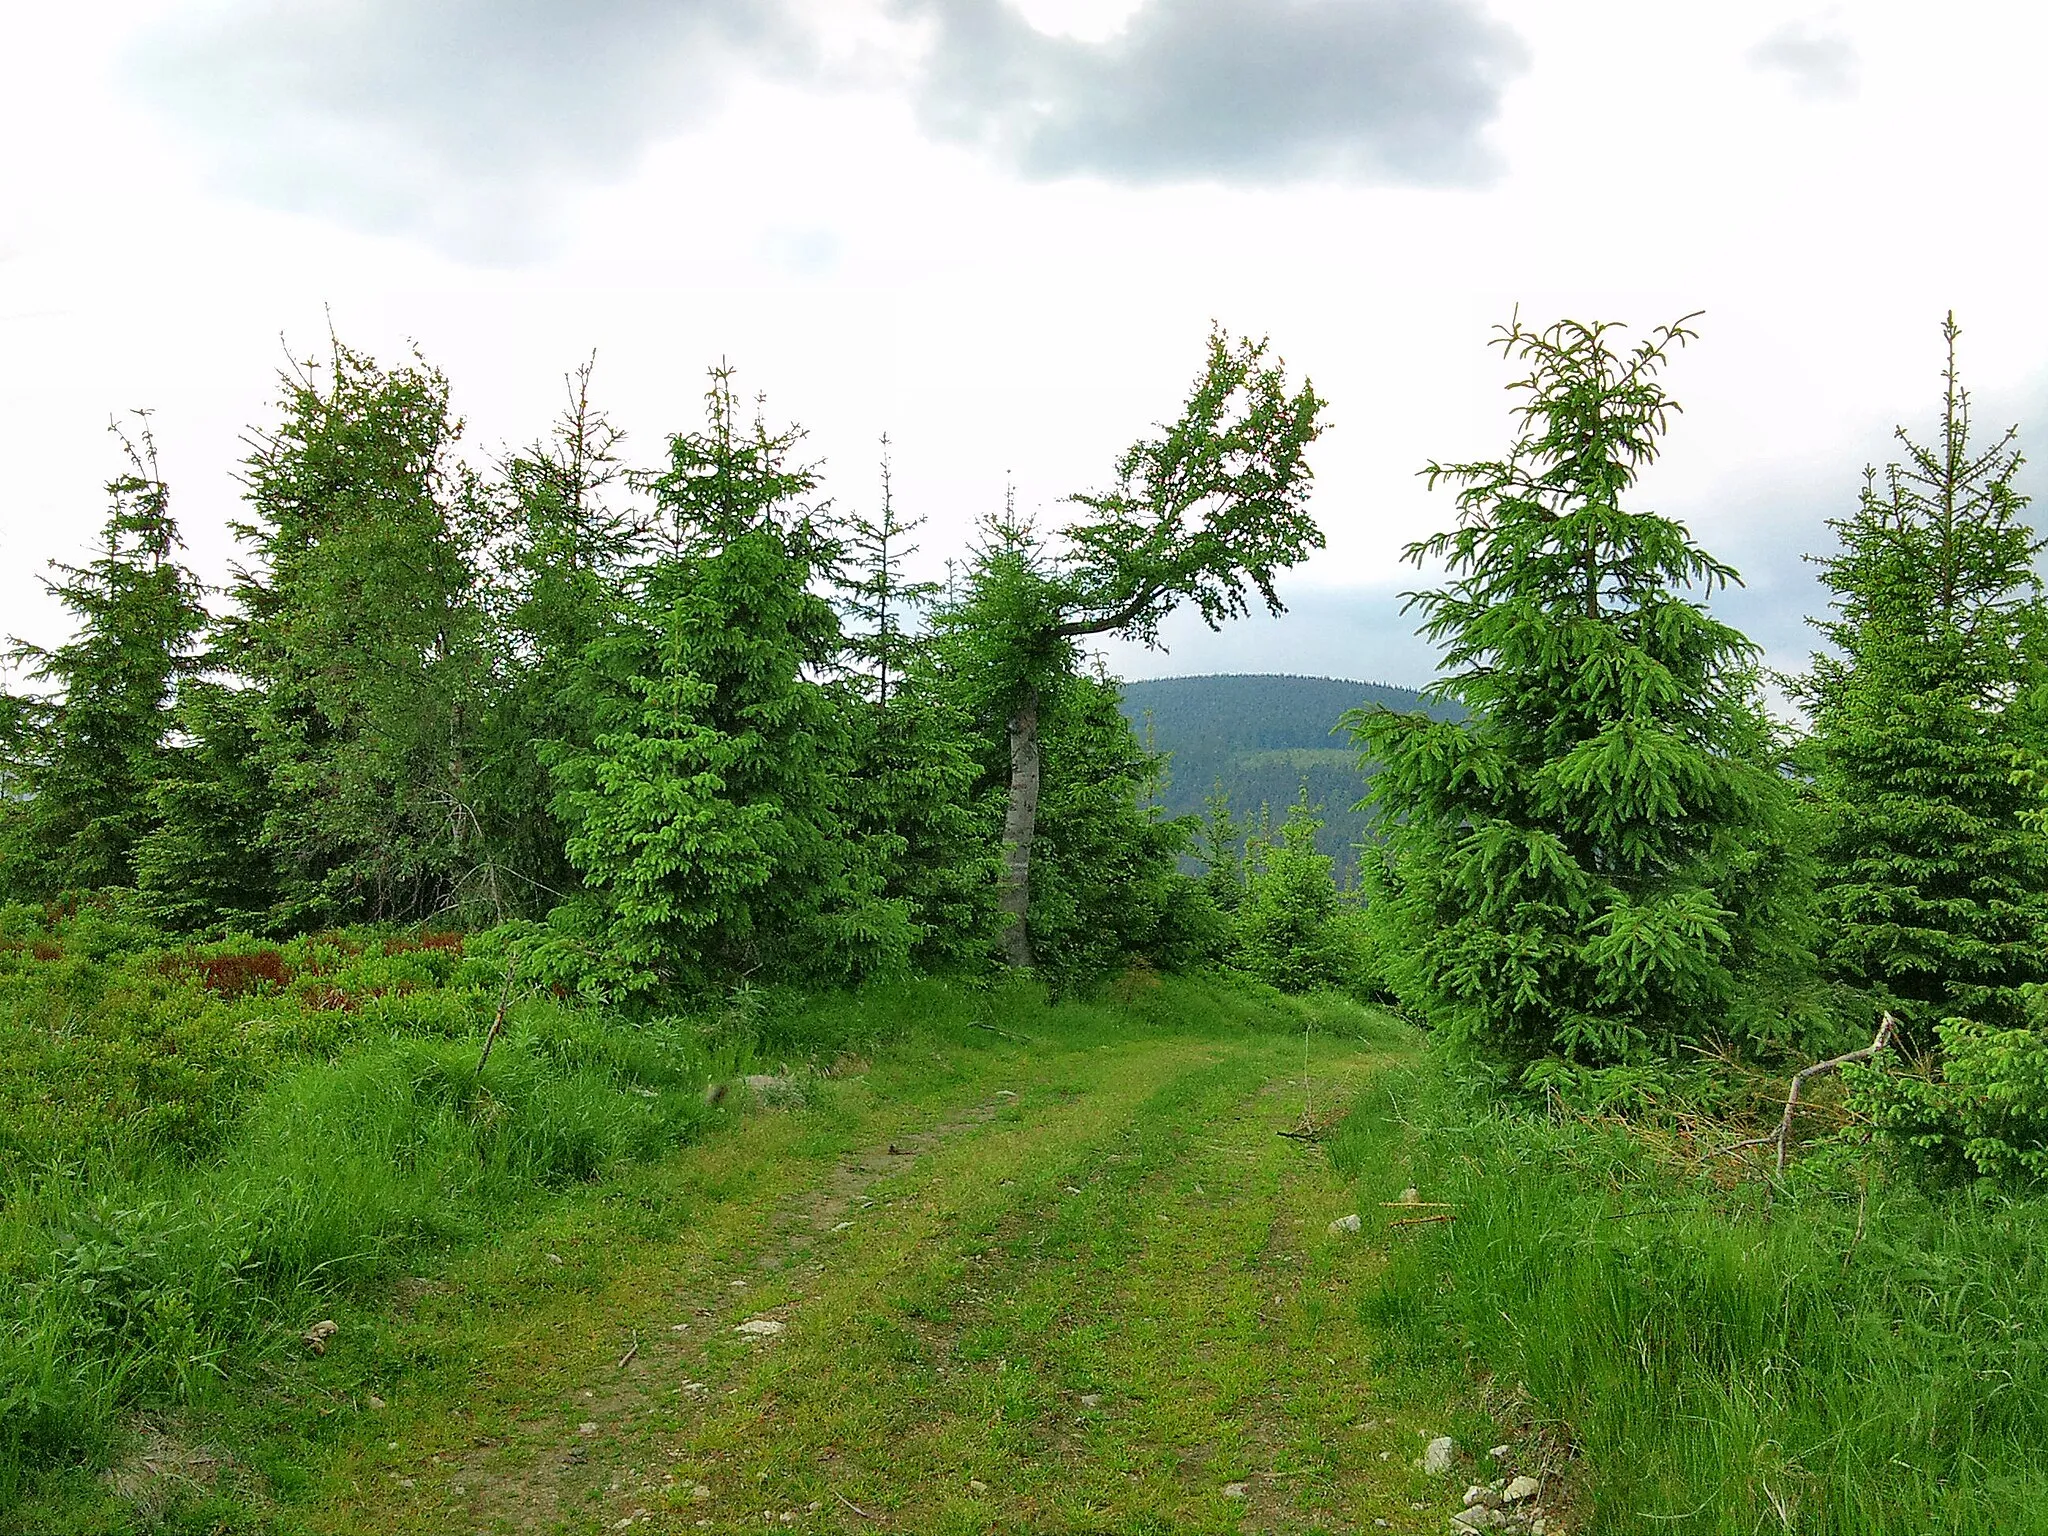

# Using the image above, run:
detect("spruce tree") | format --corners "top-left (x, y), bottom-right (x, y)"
top-left (1024, 667), bottom-right (1214, 988)
top-left (0, 691), bottom-right (41, 821)
top-left (1193, 788), bottom-right (1248, 914)
top-left (1800, 317), bottom-right (2048, 1178)
top-left (835, 445), bottom-right (1003, 967)
top-left (1354, 315), bottom-right (1814, 1072)
top-left (228, 340), bottom-right (491, 925)
top-left (1801, 314), bottom-right (2048, 1039)
top-left (548, 369), bottom-right (912, 995)
top-left (838, 440), bottom-right (931, 709)
top-left (2, 419), bottom-right (208, 896)
top-left (1235, 792), bottom-right (1354, 993)
top-left (476, 360), bottom-right (640, 910)
top-left (133, 680), bottom-right (278, 930)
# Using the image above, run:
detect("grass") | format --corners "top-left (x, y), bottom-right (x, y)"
top-left (1327, 1057), bottom-right (2048, 1534)
top-left (6, 926), bottom-right (1501, 1533)
top-left (14, 906), bottom-right (2048, 1534)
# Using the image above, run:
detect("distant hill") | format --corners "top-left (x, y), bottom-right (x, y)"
top-left (1115, 674), bottom-right (1457, 875)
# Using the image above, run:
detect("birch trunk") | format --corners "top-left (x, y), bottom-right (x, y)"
top-left (999, 688), bottom-right (1041, 969)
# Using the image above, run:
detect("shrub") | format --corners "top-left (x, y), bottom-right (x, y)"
top-left (1852, 1000), bottom-right (2048, 1183)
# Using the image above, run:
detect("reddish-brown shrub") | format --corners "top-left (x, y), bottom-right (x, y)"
top-left (168, 948), bottom-right (293, 999)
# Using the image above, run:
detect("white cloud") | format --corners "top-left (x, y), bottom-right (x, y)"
top-left (125, 0), bottom-right (1528, 261)
top-left (1748, 19), bottom-right (1857, 99)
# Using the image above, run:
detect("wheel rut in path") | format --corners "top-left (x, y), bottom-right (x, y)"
top-left (308, 1032), bottom-right (1449, 1536)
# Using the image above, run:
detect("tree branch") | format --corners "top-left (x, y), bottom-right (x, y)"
top-left (1722, 1013), bottom-right (1897, 1173)
top-left (1050, 581), bottom-right (1168, 640)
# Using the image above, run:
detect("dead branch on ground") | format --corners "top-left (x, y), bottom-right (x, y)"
top-left (1721, 1013), bottom-right (1897, 1173)
top-left (472, 952), bottom-right (521, 1080)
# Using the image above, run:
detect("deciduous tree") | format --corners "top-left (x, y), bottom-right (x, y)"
top-left (943, 330), bottom-right (1325, 967)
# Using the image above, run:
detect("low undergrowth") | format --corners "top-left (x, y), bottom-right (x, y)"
top-left (0, 905), bottom-right (1365, 1517)
top-left (1330, 1056), bottom-right (2048, 1534)
top-left (0, 1007), bottom-right (722, 1504)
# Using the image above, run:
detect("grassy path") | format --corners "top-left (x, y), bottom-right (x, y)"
top-left (214, 1013), bottom-right (1476, 1534)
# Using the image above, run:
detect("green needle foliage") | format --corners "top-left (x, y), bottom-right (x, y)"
top-left (1233, 791), bottom-right (1364, 994)
top-left (1798, 316), bottom-right (2048, 1179)
top-left (1193, 788), bottom-right (1250, 914)
top-left (2, 419), bottom-right (208, 897)
top-left (475, 359), bottom-right (641, 911)
top-left (835, 446), bottom-right (1003, 967)
top-left (548, 369), bottom-right (912, 997)
top-left (1353, 314), bottom-right (1817, 1074)
top-left (226, 340), bottom-right (493, 927)
top-left (133, 680), bottom-right (279, 931)
top-left (1021, 667), bottom-right (1218, 989)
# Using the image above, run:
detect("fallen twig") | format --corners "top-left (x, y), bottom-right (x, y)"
top-left (1389, 1213), bottom-right (1455, 1228)
top-left (616, 1332), bottom-right (639, 1369)
top-left (1725, 1013), bottom-right (1897, 1174)
top-left (970, 1019), bottom-right (1033, 1044)
top-left (1378, 1201), bottom-right (1453, 1209)
top-left (833, 1489), bottom-right (878, 1521)
top-left (472, 952), bottom-right (521, 1080)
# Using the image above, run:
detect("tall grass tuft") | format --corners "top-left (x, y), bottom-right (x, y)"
top-left (1330, 1063), bottom-right (2048, 1534)
top-left (0, 999), bottom-right (716, 1498)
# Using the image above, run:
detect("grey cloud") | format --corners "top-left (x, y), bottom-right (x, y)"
top-left (902, 0), bottom-right (1528, 186)
top-left (129, 0), bottom-right (803, 261)
top-left (1748, 21), bottom-right (1857, 100)
top-left (130, 0), bottom-right (1525, 258)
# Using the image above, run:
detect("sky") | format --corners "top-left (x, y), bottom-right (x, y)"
top-left (3, 0), bottom-right (2046, 693)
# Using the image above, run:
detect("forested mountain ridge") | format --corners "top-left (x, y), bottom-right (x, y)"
top-left (1116, 673), bottom-right (1455, 871)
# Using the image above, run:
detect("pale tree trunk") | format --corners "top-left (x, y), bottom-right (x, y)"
top-left (999, 688), bottom-right (1041, 969)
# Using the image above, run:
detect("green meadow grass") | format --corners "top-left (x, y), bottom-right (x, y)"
top-left (1328, 1060), bottom-right (2048, 1534)
top-left (1, 922), bottom-right (1400, 1526)
top-left (10, 909), bottom-right (2048, 1535)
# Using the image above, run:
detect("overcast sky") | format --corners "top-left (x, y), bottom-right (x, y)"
top-left (4, 0), bottom-right (2045, 692)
